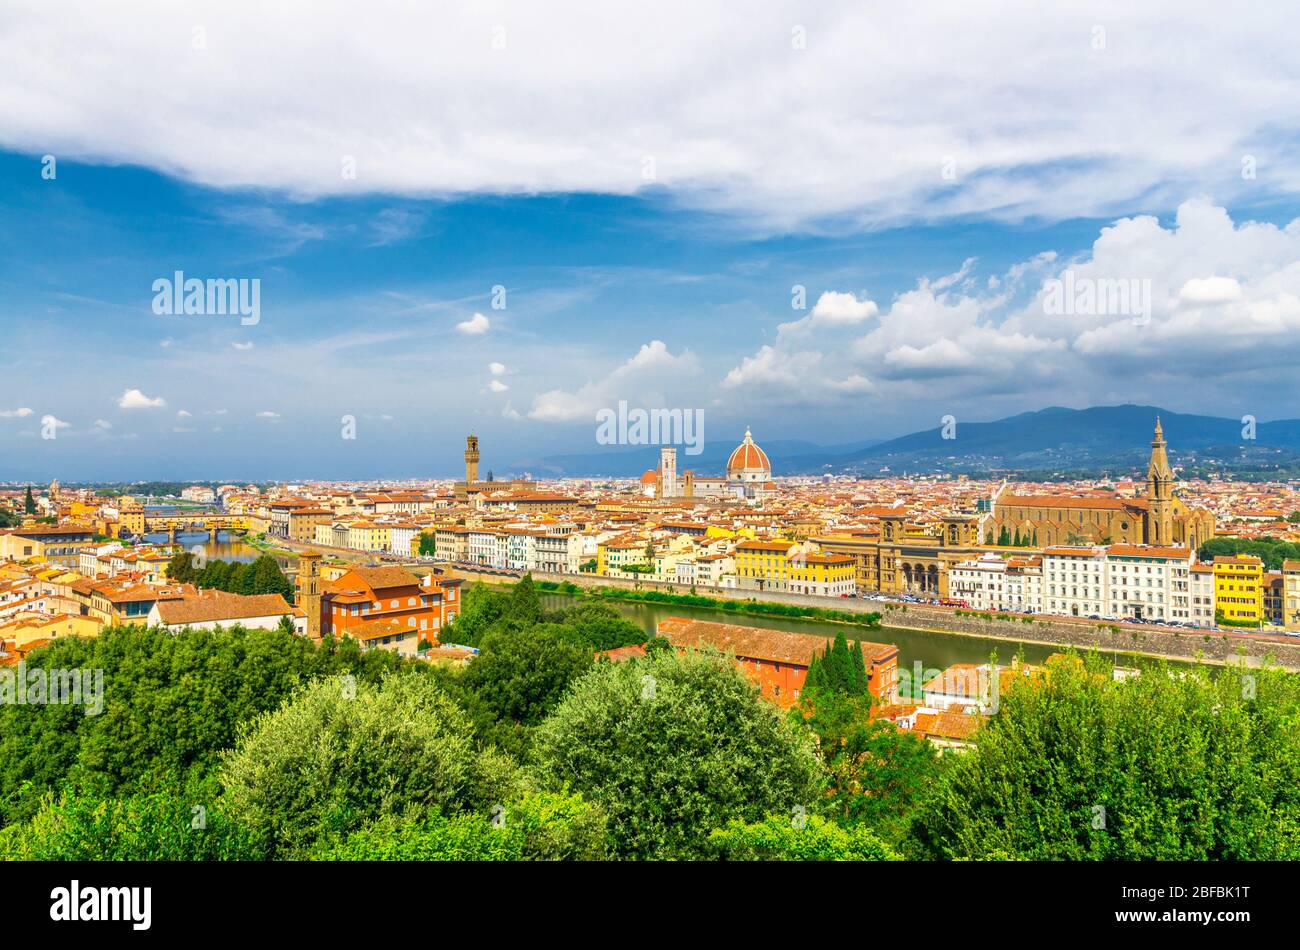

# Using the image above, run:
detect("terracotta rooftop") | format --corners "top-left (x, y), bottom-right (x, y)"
top-left (658, 617), bottom-right (896, 668)
top-left (154, 590), bottom-right (293, 625)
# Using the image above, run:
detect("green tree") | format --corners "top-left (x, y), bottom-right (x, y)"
top-left (505, 573), bottom-right (542, 626)
top-left (250, 555), bottom-right (293, 599)
top-left (459, 624), bottom-right (593, 752)
top-left (910, 658), bottom-right (1300, 859)
top-left (442, 581), bottom-right (511, 647)
top-left (804, 633), bottom-right (868, 698)
top-left (0, 778), bottom-right (263, 861)
top-left (534, 650), bottom-right (823, 859)
top-left (708, 813), bottom-right (897, 861)
top-left (309, 791), bottom-right (607, 861)
top-left (418, 533), bottom-right (437, 556)
top-left (798, 690), bottom-right (939, 839)
top-left (219, 674), bottom-right (514, 858)
top-left (24, 486), bottom-right (36, 515)
top-left (166, 551), bottom-right (196, 583)
top-left (1198, 536), bottom-right (1300, 571)
top-left (0, 625), bottom-right (407, 827)
top-left (546, 600), bottom-right (654, 651)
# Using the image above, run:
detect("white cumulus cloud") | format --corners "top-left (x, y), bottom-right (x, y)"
top-left (456, 312), bottom-right (491, 335)
top-left (529, 340), bottom-right (698, 422)
top-left (4, 5), bottom-right (1300, 229)
top-left (118, 388), bottom-right (166, 409)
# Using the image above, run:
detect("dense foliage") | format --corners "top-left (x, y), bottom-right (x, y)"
top-left (0, 780), bottom-right (264, 861)
top-left (219, 674), bottom-right (515, 858)
top-left (165, 552), bottom-right (294, 601)
top-left (534, 650), bottom-right (824, 859)
top-left (4, 574), bottom-right (1299, 862)
top-left (444, 577), bottom-right (646, 652)
top-left (910, 657), bottom-right (1300, 859)
top-left (708, 814), bottom-right (898, 861)
top-left (310, 791), bottom-right (607, 861)
top-left (0, 625), bottom-right (402, 826)
top-left (1197, 536), bottom-right (1300, 571)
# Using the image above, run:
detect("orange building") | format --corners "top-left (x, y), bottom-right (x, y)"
top-left (320, 565), bottom-right (462, 652)
top-left (657, 617), bottom-right (898, 707)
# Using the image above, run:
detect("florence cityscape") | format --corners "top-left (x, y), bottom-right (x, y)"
top-left (0, 1), bottom-right (1293, 930)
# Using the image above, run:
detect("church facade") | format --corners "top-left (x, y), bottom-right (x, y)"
top-left (986, 419), bottom-right (1214, 549)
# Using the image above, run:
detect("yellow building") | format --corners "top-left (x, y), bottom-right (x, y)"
top-left (1213, 554), bottom-right (1264, 627)
top-left (118, 500), bottom-right (146, 537)
top-left (345, 521), bottom-right (391, 552)
top-left (734, 538), bottom-right (797, 591)
top-left (597, 538), bottom-right (649, 576)
top-left (0, 612), bottom-right (104, 649)
top-left (789, 553), bottom-right (856, 597)
top-left (733, 540), bottom-right (856, 596)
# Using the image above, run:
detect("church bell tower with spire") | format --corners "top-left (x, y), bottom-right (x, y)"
top-left (1145, 417), bottom-right (1175, 545)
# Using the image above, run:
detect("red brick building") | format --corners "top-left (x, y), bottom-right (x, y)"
top-left (322, 565), bottom-right (462, 653)
top-left (657, 617), bottom-right (898, 708)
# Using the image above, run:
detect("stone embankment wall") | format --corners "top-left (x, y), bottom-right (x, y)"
top-left (448, 566), bottom-right (1300, 670)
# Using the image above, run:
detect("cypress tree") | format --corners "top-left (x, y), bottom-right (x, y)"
top-left (851, 641), bottom-right (868, 696)
top-left (24, 486), bottom-right (36, 515)
top-left (803, 653), bottom-right (824, 695)
top-left (829, 633), bottom-right (853, 693)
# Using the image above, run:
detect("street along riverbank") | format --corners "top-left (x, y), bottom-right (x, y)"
top-left (448, 566), bottom-right (1300, 672)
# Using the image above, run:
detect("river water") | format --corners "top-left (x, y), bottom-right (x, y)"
top-left (539, 592), bottom-right (1071, 698)
top-left (141, 531), bottom-right (295, 571)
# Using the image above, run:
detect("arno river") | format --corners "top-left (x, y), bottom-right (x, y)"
top-left (140, 506), bottom-right (294, 569)
top-left (539, 592), bottom-right (1067, 697)
top-left (141, 529), bottom-right (295, 572)
top-left (537, 591), bottom-right (1201, 698)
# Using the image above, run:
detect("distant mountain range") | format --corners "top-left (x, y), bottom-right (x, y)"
top-left (523, 405), bottom-right (1300, 479)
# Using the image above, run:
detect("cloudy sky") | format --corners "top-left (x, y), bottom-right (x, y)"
top-left (3, 1), bottom-right (1300, 480)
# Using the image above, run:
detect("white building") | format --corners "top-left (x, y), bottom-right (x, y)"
top-left (1043, 547), bottom-right (1107, 618)
top-left (148, 590), bottom-right (300, 634)
top-left (387, 523), bottom-right (420, 557)
top-left (674, 558), bottom-right (696, 586)
top-left (694, 553), bottom-right (734, 589)
top-left (1004, 557), bottom-right (1042, 614)
top-left (948, 553), bottom-right (1043, 614)
top-left (1190, 564), bottom-right (1216, 628)
top-left (504, 529), bottom-right (541, 572)
top-left (466, 528), bottom-right (507, 569)
top-left (1104, 545), bottom-right (1193, 624)
top-left (533, 532), bottom-right (582, 574)
top-left (948, 553), bottom-right (1012, 611)
top-left (659, 447), bottom-right (678, 498)
top-left (1041, 544), bottom-right (1199, 623)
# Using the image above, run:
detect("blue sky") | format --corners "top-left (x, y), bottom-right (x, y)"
top-left (3, 3), bottom-right (1300, 481)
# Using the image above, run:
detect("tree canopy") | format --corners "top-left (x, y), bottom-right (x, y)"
top-left (534, 650), bottom-right (823, 858)
top-left (909, 657), bottom-right (1300, 859)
